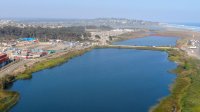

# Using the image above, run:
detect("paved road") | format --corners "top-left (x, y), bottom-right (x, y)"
top-left (0, 60), bottom-right (31, 78)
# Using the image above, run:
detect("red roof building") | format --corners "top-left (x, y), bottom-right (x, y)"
top-left (0, 53), bottom-right (10, 68)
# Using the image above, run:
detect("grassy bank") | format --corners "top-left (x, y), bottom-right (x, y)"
top-left (0, 48), bottom-right (92, 112)
top-left (152, 49), bottom-right (200, 112)
top-left (16, 48), bottom-right (92, 80)
top-left (0, 75), bottom-right (19, 112)
top-left (0, 91), bottom-right (19, 112)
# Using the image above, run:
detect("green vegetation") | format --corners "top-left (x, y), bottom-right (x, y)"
top-left (0, 76), bottom-right (15, 89)
top-left (152, 49), bottom-right (200, 112)
top-left (16, 73), bottom-right (32, 80)
top-left (0, 91), bottom-right (19, 112)
top-left (0, 26), bottom-right (91, 41)
top-left (0, 75), bottom-right (19, 112)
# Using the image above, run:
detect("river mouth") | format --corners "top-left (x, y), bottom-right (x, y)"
top-left (9, 36), bottom-right (177, 112)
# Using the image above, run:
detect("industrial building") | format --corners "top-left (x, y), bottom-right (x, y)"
top-left (0, 53), bottom-right (10, 68)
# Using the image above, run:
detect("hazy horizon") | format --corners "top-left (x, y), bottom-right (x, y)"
top-left (0, 0), bottom-right (200, 23)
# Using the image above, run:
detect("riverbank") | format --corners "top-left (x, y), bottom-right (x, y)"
top-left (151, 49), bottom-right (200, 112)
top-left (15, 48), bottom-right (93, 80)
top-left (0, 91), bottom-right (19, 112)
top-left (0, 47), bottom-right (93, 112)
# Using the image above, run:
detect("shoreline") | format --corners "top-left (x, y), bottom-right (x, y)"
top-left (15, 48), bottom-right (93, 80)
top-left (151, 49), bottom-right (200, 112)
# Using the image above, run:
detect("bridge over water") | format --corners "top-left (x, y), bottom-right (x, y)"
top-left (99, 45), bottom-right (178, 51)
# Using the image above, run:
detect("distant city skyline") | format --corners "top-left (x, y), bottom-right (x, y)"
top-left (0, 0), bottom-right (200, 23)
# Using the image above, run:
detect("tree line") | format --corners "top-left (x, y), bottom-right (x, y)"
top-left (0, 26), bottom-right (91, 41)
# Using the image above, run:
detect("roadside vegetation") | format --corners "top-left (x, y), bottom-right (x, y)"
top-left (152, 49), bottom-right (200, 112)
top-left (0, 75), bottom-right (19, 112)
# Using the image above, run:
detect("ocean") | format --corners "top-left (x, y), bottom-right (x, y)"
top-left (163, 23), bottom-right (200, 31)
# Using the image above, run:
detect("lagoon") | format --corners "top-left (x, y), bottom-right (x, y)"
top-left (10, 36), bottom-right (177, 112)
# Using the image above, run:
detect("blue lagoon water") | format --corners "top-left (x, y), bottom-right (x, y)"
top-left (114, 36), bottom-right (178, 46)
top-left (10, 37), bottom-right (177, 112)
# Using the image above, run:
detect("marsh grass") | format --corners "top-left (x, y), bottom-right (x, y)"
top-left (152, 49), bottom-right (200, 112)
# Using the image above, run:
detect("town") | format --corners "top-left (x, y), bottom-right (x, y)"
top-left (0, 25), bottom-right (138, 77)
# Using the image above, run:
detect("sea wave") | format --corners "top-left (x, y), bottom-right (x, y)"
top-left (159, 23), bottom-right (200, 31)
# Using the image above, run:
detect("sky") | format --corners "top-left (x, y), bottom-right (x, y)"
top-left (0, 0), bottom-right (200, 23)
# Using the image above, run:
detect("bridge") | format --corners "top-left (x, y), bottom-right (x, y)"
top-left (99, 45), bottom-right (178, 51)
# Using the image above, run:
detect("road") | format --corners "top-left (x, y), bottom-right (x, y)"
top-left (0, 60), bottom-right (31, 78)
